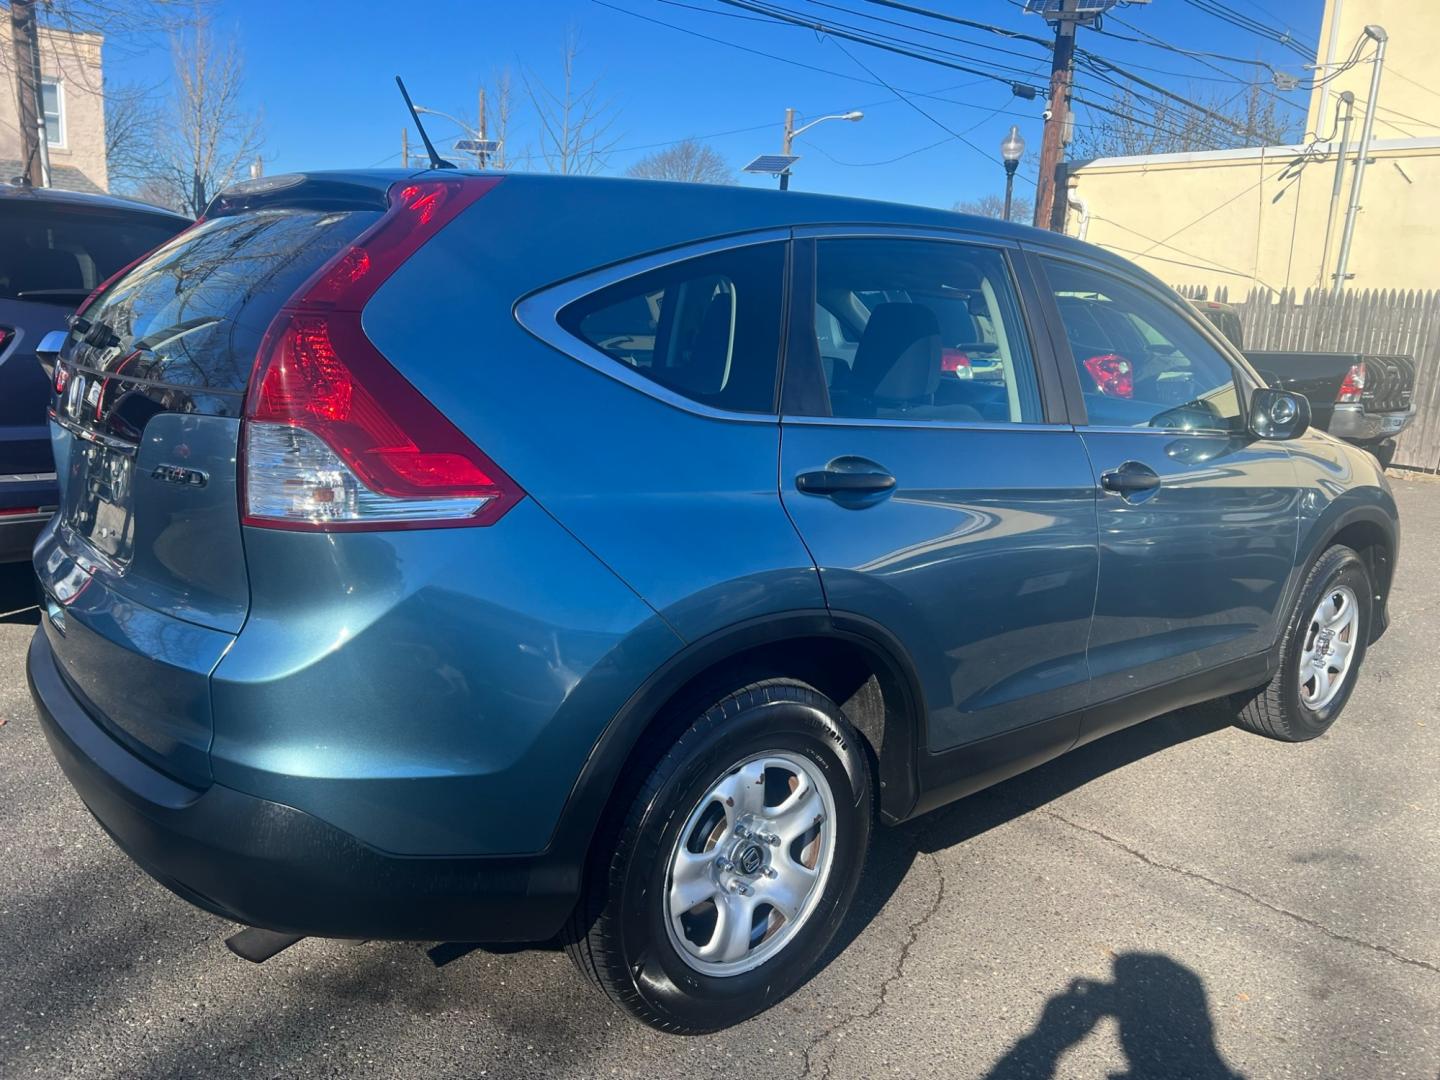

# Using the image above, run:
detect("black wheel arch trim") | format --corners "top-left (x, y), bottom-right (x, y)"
top-left (544, 609), bottom-right (927, 872)
top-left (1293, 498), bottom-right (1398, 647)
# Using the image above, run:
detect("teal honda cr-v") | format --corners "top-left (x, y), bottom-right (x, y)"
top-left (27, 170), bottom-right (1398, 1032)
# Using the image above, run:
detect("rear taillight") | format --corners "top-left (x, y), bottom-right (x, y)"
top-left (242, 177), bottom-right (520, 531)
top-left (1337, 362), bottom-right (1366, 403)
top-left (940, 348), bottom-right (971, 377)
top-left (1083, 353), bottom-right (1133, 398)
top-left (0, 326), bottom-right (13, 353)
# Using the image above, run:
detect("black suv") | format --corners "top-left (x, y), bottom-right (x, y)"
top-left (0, 184), bottom-right (187, 560)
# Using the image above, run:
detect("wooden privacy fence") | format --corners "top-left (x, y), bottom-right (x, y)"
top-left (1175, 285), bottom-right (1440, 472)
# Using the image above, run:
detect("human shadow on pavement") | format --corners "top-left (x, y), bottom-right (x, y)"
top-left (982, 952), bottom-right (1246, 1080)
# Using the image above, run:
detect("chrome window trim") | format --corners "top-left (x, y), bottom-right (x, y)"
top-left (792, 224), bottom-right (1020, 248)
top-left (0, 472), bottom-right (58, 483)
top-left (49, 410), bottom-right (139, 455)
top-left (1078, 425), bottom-right (1240, 437)
top-left (514, 229), bottom-right (791, 425)
top-left (782, 416), bottom-right (1068, 434)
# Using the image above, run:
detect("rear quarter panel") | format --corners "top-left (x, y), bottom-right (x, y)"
top-left (213, 501), bottom-right (682, 856)
top-left (362, 178), bottom-right (826, 642)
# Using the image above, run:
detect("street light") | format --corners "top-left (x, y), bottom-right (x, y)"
top-left (415, 105), bottom-right (499, 167)
top-left (776, 108), bottom-right (864, 190)
top-left (1000, 125), bottom-right (1026, 222)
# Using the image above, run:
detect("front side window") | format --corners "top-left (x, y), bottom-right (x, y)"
top-left (42, 80), bottom-right (64, 147)
top-left (795, 238), bottom-right (1043, 424)
top-left (558, 242), bottom-right (786, 414)
top-left (1043, 259), bottom-right (1243, 432)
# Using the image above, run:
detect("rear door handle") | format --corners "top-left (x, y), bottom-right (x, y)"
top-left (795, 457), bottom-right (896, 498)
top-left (1100, 461), bottom-right (1162, 498)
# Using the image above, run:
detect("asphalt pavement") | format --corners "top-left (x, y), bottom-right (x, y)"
top-left (1, 477), bottom-right (1436, 1079)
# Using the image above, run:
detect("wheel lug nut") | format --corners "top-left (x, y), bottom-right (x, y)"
top-left (715, 857), bottom-right (733, 873)
top-left (762, 867), bottom-right (778, 879)
top-left (734, 825), bottom-right (749, 839)
top-left (763, 833), bottom-right (780, 846)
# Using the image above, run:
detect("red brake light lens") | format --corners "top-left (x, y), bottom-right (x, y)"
top-left (1083, 353), bottom-right (1134, 399)
top-left (0, 327), bottom-right (13, 354)
top-left (940, 348), bottom-right (971, 376)
top-left (243, 177), bottom-right (520, 531)
top-left (1337, 362), bottom-right (1366, 403)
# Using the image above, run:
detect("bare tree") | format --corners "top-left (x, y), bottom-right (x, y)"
top-left (520, 32), bottom-right (619, 175)
top-left (483, 68), bottom-right (516, 169)
top-left (953, 192), bottom-right (1033, 223)
top-left (149, 14), bottom-right (262, 215)
top-left (104, 81), bottom-right (162, 191)
top-left (626, 138), bottom-right (735, 185)
top-left (1071, 82), bottom-right (1300, 160)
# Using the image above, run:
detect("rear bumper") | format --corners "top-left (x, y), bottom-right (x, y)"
top-left (1328, 403), bottom-right (1414, 442)
top-left (27, 628), bottom-right (580, 942)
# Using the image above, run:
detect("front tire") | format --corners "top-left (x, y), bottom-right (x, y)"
top-left (565, 678), bottom-right (873, 1033)
top-left (1236, 544), bottom-right (1372, 741)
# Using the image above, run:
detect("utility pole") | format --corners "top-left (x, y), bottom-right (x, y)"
top-left (402, 128), bottom-right (410, 170)
top-left (9, 0), bottom-right (49, 186)
top-left (779, 107), bottom-right (796, 191)
top-left (1332, 25), bottom-right (1388, 300)
top-left (1033, 0), bottom-right (1078, 231)
top-left (477, 87), bottom-right (488, 168)
top-left (1317, 91), bottom-right (1354, 290)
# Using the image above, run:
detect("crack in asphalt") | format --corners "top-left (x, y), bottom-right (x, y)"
top-left (1038, 806), bottom-right (1440, 977)
top-left (800, 851), bottom-right (947, 1080)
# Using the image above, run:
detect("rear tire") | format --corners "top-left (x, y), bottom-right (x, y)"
top-left (1235, 545), bottom-right (1372, 741)
top-left (565, 678), bottom-right (873, 1033)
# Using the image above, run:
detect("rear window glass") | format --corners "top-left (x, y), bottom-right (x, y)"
top-left (72, 207), bottom-right (379, 395)
top-left (557, 242), bottom-right (786, 414)
top-left (0, 202), bottom-right (185, 307)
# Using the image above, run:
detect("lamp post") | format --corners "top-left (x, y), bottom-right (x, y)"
top-left (778, 108), bottom-right (864, 190)
top-left (1000, 125), bottom-right (1026, 222)
top-left (415, 105), bottom-right (500, 168)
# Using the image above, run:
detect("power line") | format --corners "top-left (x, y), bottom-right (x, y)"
top-left (823, 31), bottom-right (1037, 178)
top-left (591, 0), bottom-right (1035, 120)
top-left (794, 0), bottom-right (1053, 72)
top-left (712, 0), bottom-right (1047, 93)
top-left (1389, 67), bottom-right (1440, 105)
top-left (849, 0), bottom-right (1272, 139)
top-left (1179, 0), bottom-right (1315, 60)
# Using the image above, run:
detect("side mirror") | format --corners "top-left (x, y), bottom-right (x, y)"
top-left (33, 328), bottom-right (69, 382)
top-left (1248, 387), bottom-right (1310, 441)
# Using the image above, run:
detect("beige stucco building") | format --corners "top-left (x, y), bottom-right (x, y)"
top-left (1066, 0), bottom-right (1439, 295)
top-left (1, 22), bottom-right (108, 192)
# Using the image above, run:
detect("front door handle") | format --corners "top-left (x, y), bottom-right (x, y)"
top-left (1100, 461), bottom-right (1162, 498)
top-left (795, 457), bottom-right (896, 498)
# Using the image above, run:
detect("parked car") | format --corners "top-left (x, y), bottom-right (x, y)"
top-left (1190, 298), bottom-right (1415, 467)
top-left (0, 183), bottom-right (188, 561)
top-left (27, 172), bottom-right (1399, 1033)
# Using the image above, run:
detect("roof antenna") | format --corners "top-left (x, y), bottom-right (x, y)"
top-left (394, 75), bottom-right (456, 170)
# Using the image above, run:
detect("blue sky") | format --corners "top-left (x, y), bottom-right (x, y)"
top-left (106, 0), bottom-right (1325, 210)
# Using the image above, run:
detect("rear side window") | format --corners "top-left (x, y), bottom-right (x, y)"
top-left (0, 202), bottom-right (185, 307)
top-left (71, 207), bottom-right (380, 398)
top-left (792, 237), bottom-right (1043, 424)
top-left (558, 242), bottom-right (786, 414)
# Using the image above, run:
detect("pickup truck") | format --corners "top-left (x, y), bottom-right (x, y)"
top-left (1191, 299), bottom-right (1415, 467)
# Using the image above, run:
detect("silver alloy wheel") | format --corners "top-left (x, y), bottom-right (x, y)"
top-left (663, 751), bottom-right (838, 977)
top-left (1298, 584), bottom-right (1360, 710)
